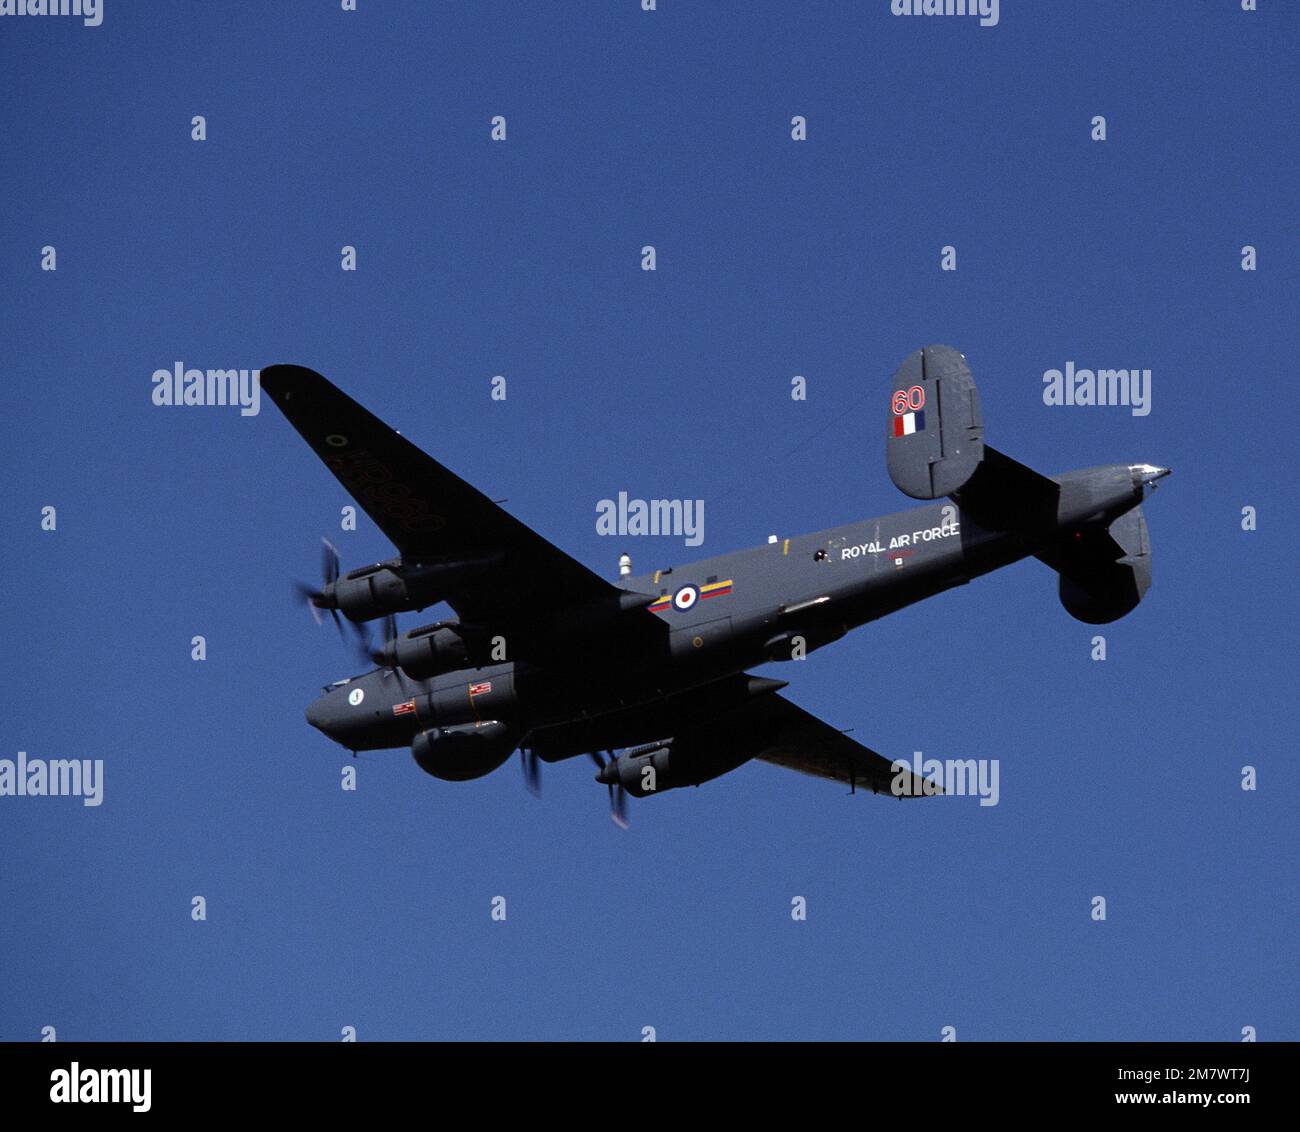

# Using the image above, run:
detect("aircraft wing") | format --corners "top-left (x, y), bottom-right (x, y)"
top-left (260, 365), bottom-right (651, 639)
top-left (735, 694), bottom-right (939, 797)
top-left (529, 682), bottom-right (938, 795)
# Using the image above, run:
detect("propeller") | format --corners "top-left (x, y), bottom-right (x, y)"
top-left (295, 538), bottom-right (372, 657)
top-left (294, 579), bottom-right (327, 626)
top-left (519, 748), bottom-right (542, 798)
top-left (369, 613), bottom-right (408, 692)
top-left (589, 751), bottom-right (629, 830)
top-left (294, 537), bottom-right (341, 627)
top-left (368, 612), bottom-right (398, 666)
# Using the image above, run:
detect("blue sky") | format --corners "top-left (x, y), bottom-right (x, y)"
top-left (1, 1), bottom-right (1295, 1041)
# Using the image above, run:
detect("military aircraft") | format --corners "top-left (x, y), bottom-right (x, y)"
top-left (263, 345), bottom-right (1168, 825)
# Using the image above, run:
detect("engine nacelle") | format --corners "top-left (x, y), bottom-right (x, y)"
top-left (598, 744), bottom-right (674, 798)
top-left (379, 621), bottom-right (494, 681)
top-left (596, 733), bottom-right (761, 798)
top-left (326, 555), bottom-right (502, 622)
top-left (411, 721), bottom-right (517, 781)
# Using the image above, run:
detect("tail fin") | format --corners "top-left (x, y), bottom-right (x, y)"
top-left (885, 346), bottom-right (1058, 524)
top-left (886, 345), bottom-right (984, 499)
top-left (1036, 505), bottom-right (1152, 624)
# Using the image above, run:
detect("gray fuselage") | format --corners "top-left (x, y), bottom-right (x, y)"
top-left (308, 462), bottom-right (1147, 756)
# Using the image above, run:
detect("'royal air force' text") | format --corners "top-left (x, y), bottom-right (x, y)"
top-left (841, 521), bottom-right (960, 560)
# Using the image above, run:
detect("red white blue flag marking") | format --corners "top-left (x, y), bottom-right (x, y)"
top-left (893, 409), bottom-right (925, 437)
top-left (891, 384), bottom-right (927, 437)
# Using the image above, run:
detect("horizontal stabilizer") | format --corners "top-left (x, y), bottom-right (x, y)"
top-left (951, 446), bottom-right (1060, 535)
top-left (886, 345), bottom-right (984, 499)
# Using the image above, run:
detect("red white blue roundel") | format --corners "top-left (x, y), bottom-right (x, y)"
top-left (672, 585), bottom-right (699, 611)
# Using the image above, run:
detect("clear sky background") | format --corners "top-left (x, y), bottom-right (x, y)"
top-left (1, 2), bottom-right (1295, 1042)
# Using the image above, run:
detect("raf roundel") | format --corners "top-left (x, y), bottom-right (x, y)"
top-left (673, 585), bottom-right (699, 612)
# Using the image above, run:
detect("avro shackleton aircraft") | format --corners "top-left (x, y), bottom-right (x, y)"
top-left (263, 346), bottom-right (1168, 824)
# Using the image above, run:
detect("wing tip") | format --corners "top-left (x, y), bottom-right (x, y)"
top-left (259, 363), bottom-right (332, 400)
